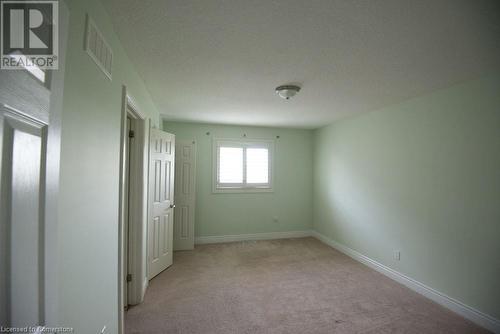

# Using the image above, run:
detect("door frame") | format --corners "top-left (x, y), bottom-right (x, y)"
top-left (118, 86), bottom-right (148, 333)
top-left (44, 0), bottom-right (69, 326)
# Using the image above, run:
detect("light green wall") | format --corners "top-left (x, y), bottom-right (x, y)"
top-left (313, 74), bottom-right (500, 319)
top-left (57, 0), bottom-right (159, 332)
top-left (163, 122), bottom-right (313, 237)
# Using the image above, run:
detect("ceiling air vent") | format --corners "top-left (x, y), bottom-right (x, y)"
top-left (84, 14), bottom-right (113, 80)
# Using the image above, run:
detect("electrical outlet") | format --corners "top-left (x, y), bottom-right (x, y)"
top-left (394, 250), bottom-right (401, 261)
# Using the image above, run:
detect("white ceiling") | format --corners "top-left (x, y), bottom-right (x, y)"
top-left (102, 0), bottom-right (500, 129)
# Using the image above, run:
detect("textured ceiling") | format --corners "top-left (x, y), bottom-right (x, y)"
top-left (102, 0), bottom-right (500, 128)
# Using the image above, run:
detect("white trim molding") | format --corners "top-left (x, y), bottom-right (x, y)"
top-left (118, 86), bottom-right (149, 334)
top-left (195, 230), bottom-right (312, 245)
top-left (311, 231), bottom-right (500, 334)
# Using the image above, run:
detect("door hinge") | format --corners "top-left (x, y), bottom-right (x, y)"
top-left (126, 274), bottom-right (132, 282)
top-left (128, 130), bottom-right (135, 138)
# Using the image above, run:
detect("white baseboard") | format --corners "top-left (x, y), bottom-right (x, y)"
top-left (311, 231), bottom-right (500, 334)
top-left (195, 230), bottom-right (312, 245)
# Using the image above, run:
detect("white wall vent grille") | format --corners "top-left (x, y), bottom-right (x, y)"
top-left (84, 14), bottom-right (113, 80)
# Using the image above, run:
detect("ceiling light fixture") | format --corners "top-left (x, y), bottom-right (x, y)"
top-left (275, 85), bottom-right (301, 100)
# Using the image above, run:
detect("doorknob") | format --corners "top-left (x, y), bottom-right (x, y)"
top-left (170, 204), bottom-right (175, 208)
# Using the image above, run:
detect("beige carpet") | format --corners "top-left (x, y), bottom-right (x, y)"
top-left (126, 237), bottom-right (488, 334)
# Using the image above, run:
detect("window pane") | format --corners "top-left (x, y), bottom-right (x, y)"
top-left (246, 148), bottom-right (269, 184)
top-left (218, 147), bottom-right (243, 183)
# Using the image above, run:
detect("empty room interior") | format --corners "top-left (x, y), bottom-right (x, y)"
top-left (1, 0), bottom-right (500, 333)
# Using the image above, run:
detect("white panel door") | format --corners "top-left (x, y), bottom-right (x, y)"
top-left (0, 68), bottom-right (49, 327)
top-left (148, 129), bottom-right (175, 279)
top-left (0, 109), bottom-right (47, 327)
top-left (0, 50), bottom-right (55, 328)
top-left (0, 3), bottom-right (68, 328)
top-left (173, 140), bottom-right (196, 251)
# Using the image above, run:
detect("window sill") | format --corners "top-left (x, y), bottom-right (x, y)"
top-left (212, 187), bottom-right (274, 194)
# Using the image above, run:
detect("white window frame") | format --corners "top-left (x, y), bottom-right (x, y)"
top-left (213, 138), bottom-right (274, 193)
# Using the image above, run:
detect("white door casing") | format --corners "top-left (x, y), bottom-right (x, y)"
top-left (118, 90), bottom-right (148, 334)
top-left (123, 117), bottom-right (132, 308)
top-left (173, 140), bottom-right (196, 251)
top-left (147, 129), bottom-right (175, 279)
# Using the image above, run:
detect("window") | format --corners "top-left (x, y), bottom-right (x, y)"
top-left (214, 139), bottom-right (274, 192)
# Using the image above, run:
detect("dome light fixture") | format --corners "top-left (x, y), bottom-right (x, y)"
top-left (275, 85), bottom-right (301, 100)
